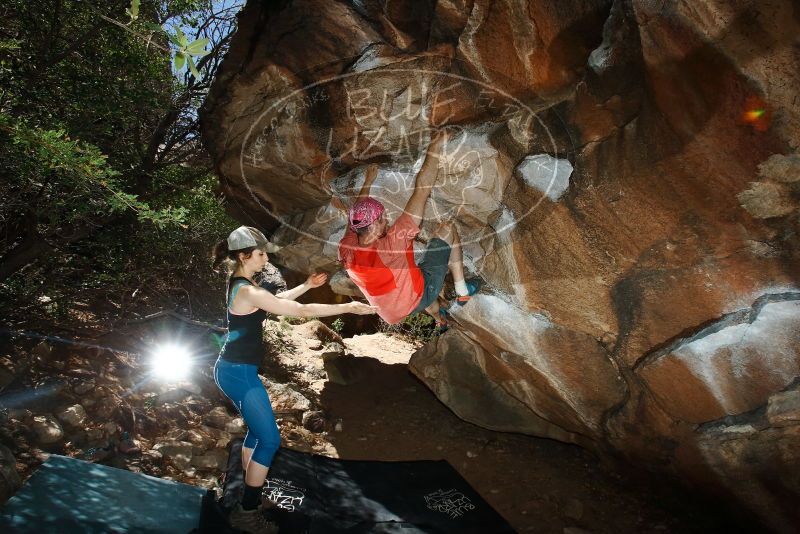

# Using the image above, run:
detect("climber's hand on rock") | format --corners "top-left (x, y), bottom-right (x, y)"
top-left (430, 128), bottom-right (449, 150)
top-left (365, 163), bottom-right (379, 184)
top-left (428, 129), bottom-right (451, 172)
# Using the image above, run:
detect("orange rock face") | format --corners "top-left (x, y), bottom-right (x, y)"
top-left (200, 0), bottom-right (800, 529)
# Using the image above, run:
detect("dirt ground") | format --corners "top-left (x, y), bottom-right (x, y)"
top-left (265, 327), bottom-right (748, 534)
top-left (0, 321), bottom-right (751, 533)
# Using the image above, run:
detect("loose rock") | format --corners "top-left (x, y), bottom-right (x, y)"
top-left (31, 415), bottom-right (63, 445)
top-left (225, 418), bottom-right (245, 436)
top-left (56, 404), bottom-right (87, 428)
top-left (563, 498), bottom-right (584, 521)
top-left (73, 379), bottom-right (95, 395)
top-left (266, 382), bottom-right (311, 412)
top-left (302, 411), bottom-right (326, 433)
top-left (766, 389), bottom-right (800, 428)
top-left (153, 441), bottom-right (193, 470)
top-left (203, 406), bottom-right (233, 430)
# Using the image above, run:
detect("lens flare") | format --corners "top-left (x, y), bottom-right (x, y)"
top-left (151, 344), bottom-right (191, 380)
top-left (740, 96), bottom-right (770, 132)
top-left (744, 109), bottom-right (765, 121)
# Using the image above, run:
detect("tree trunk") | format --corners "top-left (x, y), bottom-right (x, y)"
top-left (0, 220), bottom-right (109, 283)
top-left (0, 234), bottom-right (53, 283)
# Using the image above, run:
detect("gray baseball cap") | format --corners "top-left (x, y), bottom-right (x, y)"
top-left (226, 226), bottom-right (280, 252)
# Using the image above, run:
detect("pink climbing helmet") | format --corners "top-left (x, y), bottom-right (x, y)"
top-left (348, 197), bottom-right (385, 231)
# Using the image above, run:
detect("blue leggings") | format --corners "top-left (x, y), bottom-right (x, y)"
top-left (213, 358), bottom-right (280, 467)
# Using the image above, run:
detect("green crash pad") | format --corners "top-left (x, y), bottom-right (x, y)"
top-left (0, 454), bottom-right (205, 533)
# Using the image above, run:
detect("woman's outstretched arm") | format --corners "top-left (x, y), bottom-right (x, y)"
top-left (241, 284), bottom-right (376, 317)
top-left (276, 273), bottom-right (327, 301)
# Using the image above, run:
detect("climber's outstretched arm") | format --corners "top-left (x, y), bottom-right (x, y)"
top-left (356, 163), bottom-right (379, 202)
top-left (404, 130), bottom-right (447, 227)
top-left (331, 163), bottom-right (379, 213)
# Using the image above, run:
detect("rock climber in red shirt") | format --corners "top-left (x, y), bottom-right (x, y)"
top-left (338, 130), bottom-right (480, 331)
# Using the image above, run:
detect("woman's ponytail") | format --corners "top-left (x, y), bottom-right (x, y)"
top-left (211, 239), bottom-right (231, 272)
top-left (212, 235), bottom-right (258, 274)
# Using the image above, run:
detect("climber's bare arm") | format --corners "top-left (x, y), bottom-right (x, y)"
top-left (333, 164), bottom-right (379, 213)
top-left (240, 284), bottom-right (376, 317)
top-left (404, 130), bottom-right (447, 227)
top-left (356, 164), bottom-right (379, 202)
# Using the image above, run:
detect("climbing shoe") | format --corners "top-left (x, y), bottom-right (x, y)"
top-left (455, 278), bottom-right (483, 306)
top-left (228, 503), bottom-right (279, 534)
top-left (433, 308), bottom-right (449, 336)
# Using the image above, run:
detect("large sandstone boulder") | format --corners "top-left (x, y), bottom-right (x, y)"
top-left (413, 293), bottom-right (626, 444)
top-left (200, 0), bottom-right (800, 530)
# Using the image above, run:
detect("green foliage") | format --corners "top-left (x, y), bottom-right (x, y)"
top-left (402, 313), bottom-right (437, 342)
top-left (380, 313), bottom-right (436, 343)
top-left (263, 319), bottom-right (296, 356)
top-left (330, 318), bottom-right (344, 334)
top-left (126, 0), bottom-right (141, 21)
top-left (0, 0), bottom-right (241, 325)
top-left (125, 0), bottom-right (210, 78)
top-left (1, 113), bottom-right (185, 227)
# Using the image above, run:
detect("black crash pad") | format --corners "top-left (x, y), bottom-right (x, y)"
top-left (200, 440), bottom-right (516, 533)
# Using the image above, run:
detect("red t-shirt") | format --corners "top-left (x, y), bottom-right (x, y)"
top-left (338, 213), bottom-right (424, 324)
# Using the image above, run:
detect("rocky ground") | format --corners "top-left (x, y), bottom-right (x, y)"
top-left (0, 317), bottom-right (749, 533)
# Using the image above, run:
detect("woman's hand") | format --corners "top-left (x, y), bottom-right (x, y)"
top-left (306, 272), bottom-right (328, 288)
top-left (347, 301), bottom-right (378, 315)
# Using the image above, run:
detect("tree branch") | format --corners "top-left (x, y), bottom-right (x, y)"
top-left (125, 310), bottom-right (226, 332)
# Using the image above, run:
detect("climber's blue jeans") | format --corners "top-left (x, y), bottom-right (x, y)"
top-left (413, 238), bottom-right (452, 313)
top-left (213, 358), bottom-right (280, 467)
